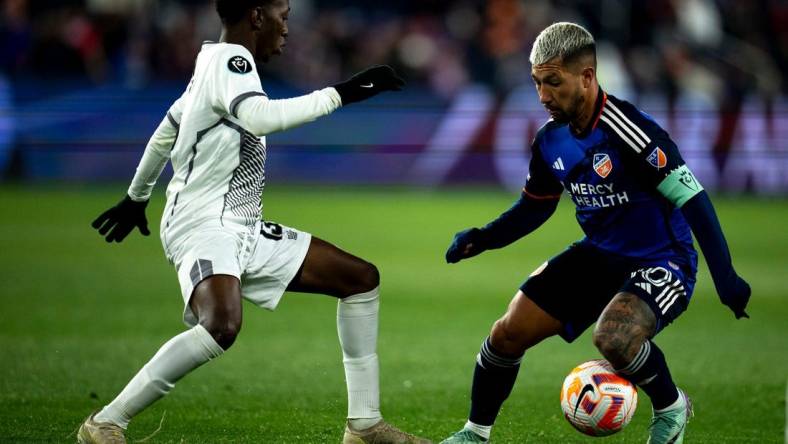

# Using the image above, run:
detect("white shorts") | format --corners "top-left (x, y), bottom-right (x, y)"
top-left (168, 221), bottom-right (312, 327)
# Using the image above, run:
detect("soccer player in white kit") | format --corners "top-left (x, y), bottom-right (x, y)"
top-left (78, 1), bottom-right (429, 443)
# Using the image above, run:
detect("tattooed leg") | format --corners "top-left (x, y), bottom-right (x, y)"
top-left (592, 292), bottom-right (655, 368)
top-left (593, 291), bottom-right (679, 410)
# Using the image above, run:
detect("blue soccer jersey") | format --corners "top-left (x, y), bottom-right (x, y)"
top-left (524, 90), bottom-right (699, 266)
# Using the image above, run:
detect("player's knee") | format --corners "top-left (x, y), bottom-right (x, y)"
top-left (490, 318), bottom-right (530, 356)
top-left (592, 328), bottom-right (631, 368)
top-left (345, 261), bottom-right (379, 296)
top-left (206, 321), bottom-right (241, 350)
top-left (200, 313), bottom-right (242, 350)
top-left (592, 329), bottom-right (617, 359)
top-left (361, 261), bottom-right (380, 291)
top-left (594, 293), bottom-right (655, 367)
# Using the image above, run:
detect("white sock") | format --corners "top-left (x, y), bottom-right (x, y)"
top-left (94, 324), bottom-right (223, 428)
top-left (337, 287), bottom-right (381, 430)
top-left (465, 420), bottom-right (491, 440)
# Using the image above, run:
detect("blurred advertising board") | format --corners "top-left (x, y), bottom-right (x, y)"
top-left (4, 81), bottom-right (787, 193)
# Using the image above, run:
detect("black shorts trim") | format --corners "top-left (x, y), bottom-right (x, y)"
top-left (621, 266), bottom-right (692, 332)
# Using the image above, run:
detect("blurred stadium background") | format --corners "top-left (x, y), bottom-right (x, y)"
top-left (1, 1), bottom-right (787, 443)
top-left (1, 0), bottom-right (787, 189)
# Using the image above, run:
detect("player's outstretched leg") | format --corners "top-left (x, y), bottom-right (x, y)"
top-left (593, 292), bottom-right (692, 444)
top-left (78, 276), bottom-right (240, 444)
top-left (287, 237), bottom-right (430, 444)
top-left (441, 292), bottom-right (562, 443)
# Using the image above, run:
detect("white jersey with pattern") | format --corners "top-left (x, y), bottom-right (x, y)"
top-left (161, 43), bottom-right (269, 247)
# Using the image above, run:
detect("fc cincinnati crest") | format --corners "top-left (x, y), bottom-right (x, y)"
top-left (593, 153), bottom-right (613, 178)
top-left (228, 56), bottom-right (252, 74)
top-left (647, 147), bottom-right (667, 169)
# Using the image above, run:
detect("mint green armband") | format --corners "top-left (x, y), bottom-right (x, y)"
top-left (656, 165), bottom-right (704, 207)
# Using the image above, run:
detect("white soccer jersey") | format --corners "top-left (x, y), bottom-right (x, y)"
top-left (127, 42), bottom-right (342, 257)
top-left (161, 43), bottom-right (270, 246)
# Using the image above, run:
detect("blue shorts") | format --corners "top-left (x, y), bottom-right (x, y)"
top-left (520, 241), bottom-right (697, 342)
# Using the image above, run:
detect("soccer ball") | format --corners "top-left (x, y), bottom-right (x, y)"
top-left (559, 359), bottom-right (638, 436)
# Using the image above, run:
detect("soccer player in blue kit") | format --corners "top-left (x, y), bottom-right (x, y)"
top-left (440, 23), bottom-right (751, 444)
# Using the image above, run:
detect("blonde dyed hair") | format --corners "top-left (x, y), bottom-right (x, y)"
top-left (529, 22), bottom-right (596, 67)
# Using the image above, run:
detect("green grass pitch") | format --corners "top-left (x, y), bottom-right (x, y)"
top-left (0, 185), bottom-right (785, 443)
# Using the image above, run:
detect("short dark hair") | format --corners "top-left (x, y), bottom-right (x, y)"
top-left (215, 0), bottom-right (275, 24)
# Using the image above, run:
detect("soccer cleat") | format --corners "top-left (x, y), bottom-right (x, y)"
top-left (647, 389), bottom-right (693, 444)
top-left (342, 420), bottom-right (432, 444)
top-left (77, 412), bottom-right (127, 444)
top-left (439, 428), bottom-right (488, 443)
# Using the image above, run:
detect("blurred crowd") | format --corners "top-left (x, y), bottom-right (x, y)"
top-left (0, 0), bottom-right (786, 189)
top-left (1, 0), bottom-right (786, 100)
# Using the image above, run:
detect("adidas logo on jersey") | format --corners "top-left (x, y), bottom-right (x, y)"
top-left (635, 282), bottom-right (652, 294)
top-left (552, 158), bottom-right (565, 171)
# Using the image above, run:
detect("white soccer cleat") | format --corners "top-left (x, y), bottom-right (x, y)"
top-left (439, 428), bottom-right (488, 443)
top-left (77, 412), bottom-right (127, 444)
top-left (647, 389), bottom-right (693, 444)
top-left (343, 420), bottom-right (432, 444)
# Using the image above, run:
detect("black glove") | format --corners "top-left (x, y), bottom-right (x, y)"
top-left (445, 228), bottom-right (487, 264)
top-left (333, 65), bottom-right (405, 105)
top-left (91, 195), bottom-right (150, 243)
top-left (716, 274), bottom-right (751, 319)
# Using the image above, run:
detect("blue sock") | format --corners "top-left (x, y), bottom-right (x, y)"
top-left (616, 340), bottom-right (679, 410)
top-left (468, 337), bottom-right (522, 426)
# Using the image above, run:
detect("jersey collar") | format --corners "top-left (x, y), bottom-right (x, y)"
top-left (572, 87), bottom-right (607, 139)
